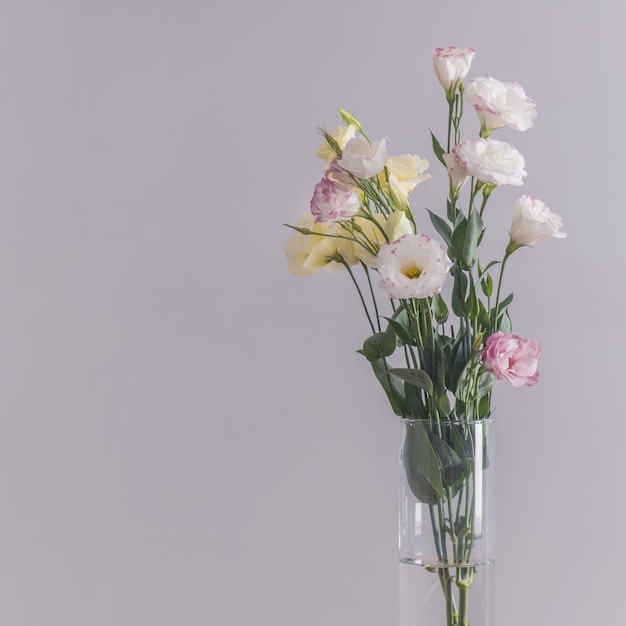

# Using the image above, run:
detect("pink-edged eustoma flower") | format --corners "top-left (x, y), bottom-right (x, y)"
top-left (482, 331), bottom-right (541, 387)
top-left (465, 76), bottom-right (537, 134)
top-left (376, 233), bottom-right (452, 300)
top-left (310, 176), bottom-right (360, 222)
top-left (442, 151), bottom-right (469, 195)
top-left (338, 136), bottom-right (388, 179)
top-left (453, 138), bottom-right (526, 186)
top-left (325, 157), bottom-right (355, 188)
top-left (433, 46), bottom-right (476, 99)
top-left (509, 196), bottom-right (566, 249)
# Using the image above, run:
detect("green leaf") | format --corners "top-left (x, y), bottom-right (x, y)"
top-left (371, 358), bottom-right (407, 416)
top-left (477, 259), bottom-right (500, 280)
top-left (461, 210), bottom-right (483, 269)
top-left (491, 292), bottom-right (514, 331)
top-left (477, 371), bottom-right (496, 397)
top-left (430, 131), bottom-right (446, 167)
top-left (498, 292), bottom-right (514, 312)
top-left (447, 328), bottom-right (471, 393)
top-left (478, 393), bottom-right (491, 419)
top-left (446, 199), bottom-right (455, 222)
top-left (498, 311), bottom-right (512, 334)
top-left (361, 332), bottom-right (396, 362)
top-left (437, 392), bottom-right (451, 417)
top-left (402, 422), bottom-right (444, 504)
top-left (477, 298), bottom-right (491, 333)
top-left (405, 382), bottom-right (427, 419)
top-left (449, 211), bottom-right (483, 269)
top-left (426, 209), bottom-right (452, 247)
top-left (428, 431), bottom-right (465, 490)
top-left (454, 399), bottom-right (467, 420)
top-left (384, 305), bottom-right (416, 347)
top-left (450, 425), bottom-right (473, 473)
top-left (384, 368), bottom-right (433, 394)
top-left (449, 215), bottom-right (467, 263)
top-left (451, 266), bottom-right (468, 317)
top-left (432, 294), bottom-right (449, 325)
top-left (481, 272), bottom-right (493, 298)
top-left (423, 338), bottom-right (446, 392)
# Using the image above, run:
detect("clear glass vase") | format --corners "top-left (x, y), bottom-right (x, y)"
top-left (399, 419), bottom-right (495, 626)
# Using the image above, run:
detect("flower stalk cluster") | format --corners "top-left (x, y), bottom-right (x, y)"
top-left (284, 46), bottom-right (565, 626)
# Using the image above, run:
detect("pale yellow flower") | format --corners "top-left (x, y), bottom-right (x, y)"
top-left (285, 214), bottom-right (357, 277)
top-left (316, 124), bottom-right (357, 163)
top-left (386, 154), bottom-right (431, 195)
top-left (352, 214), bottom-right (388, 268)
top-left (384, 211), bottom-right (414, 243)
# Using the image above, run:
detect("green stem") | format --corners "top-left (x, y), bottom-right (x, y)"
top-left (493, 251), bottom-right (511, 328)
top-left (362, 264), bottom-right (381, 332)
top-left (447, 99), bottom-right (454, 153)
top-left (457, 577), bottom-right (471, 626)
top-left (341, 260), bottom-right (375, 334)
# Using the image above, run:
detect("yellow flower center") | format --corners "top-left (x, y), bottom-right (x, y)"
top-left (403, 265), bottom-right (422, 280)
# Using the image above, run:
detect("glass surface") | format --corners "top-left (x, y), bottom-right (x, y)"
top-left (399, 419), bottom-right (495, 626)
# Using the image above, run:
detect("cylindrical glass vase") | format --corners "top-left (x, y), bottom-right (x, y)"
top-left (399, 418), bottom-right (495, 626)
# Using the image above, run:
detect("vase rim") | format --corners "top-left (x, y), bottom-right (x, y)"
top-left (399, 417), bottom-right (495, 425)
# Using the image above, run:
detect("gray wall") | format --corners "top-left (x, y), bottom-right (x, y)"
top-left (0, 1), bottom-right (622, 624)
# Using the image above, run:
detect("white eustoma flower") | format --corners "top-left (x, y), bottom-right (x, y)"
top-left (465, 76), bottom-right (537, 134)
top-left (433, 46), bottom-right (476, 98)
top-left (509, 196), bottom-right (566, 248)
top-left (386, 154), bottom-right (431, 195)
top-left (338, 136), bottom-right (389, 179)
top-left (442, 151), bottom-right (469, 195)
top-left (316, 124), bottom-right (357, 162)
top-left (376, 234), bottom-right (452, 299)
top-left (453, 138), bottom-right (526, 186)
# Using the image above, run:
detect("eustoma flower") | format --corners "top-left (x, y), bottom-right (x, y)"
top-left (465, 76), bottom-right (537, 135)
top-left (442, 151), bottom-right (469, 196)
top-left (316, 124), bottom-right (357, 162)
top-left (376, 234), bottom-right (452, 299)
top-left (433, 46), bottom-right (475, 100)
top-left (284, 214), bottom-right (357, 276)
top-left (310, 176), bottom-right (361, 222)
top-left (482, 331), bottom-right (541, 387)
top-left (383, 211), bottom-right (413, 243)
top-left (508, 196), bottom-right (566, 249)
top-left (453, 138), bottom-right (526, 186)
top-left (338, 136), bottom-right (389, 179)
top-left (385, 154), bottom-right (431, 195)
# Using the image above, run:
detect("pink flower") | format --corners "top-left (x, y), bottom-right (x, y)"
top-left (482, 331), bottom-right (541, 388)
top-left (310, 176), bottom-right (360, 222)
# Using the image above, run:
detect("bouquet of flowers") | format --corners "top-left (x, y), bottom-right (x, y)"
top-left (284, 47), bottom-right (565, 626)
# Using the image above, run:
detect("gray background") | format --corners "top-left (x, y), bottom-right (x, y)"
top-left (0, 0), bottom-right (622, 624)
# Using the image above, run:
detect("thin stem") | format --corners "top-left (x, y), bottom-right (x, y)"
top-left (362, 264), bottom-right (381, 332)
top-left (341, 260), bottom-right (375, 334)
top-left (447, 99), bottom-right (454, 153)
top-left (493, 251), bottom-right (511, 327)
